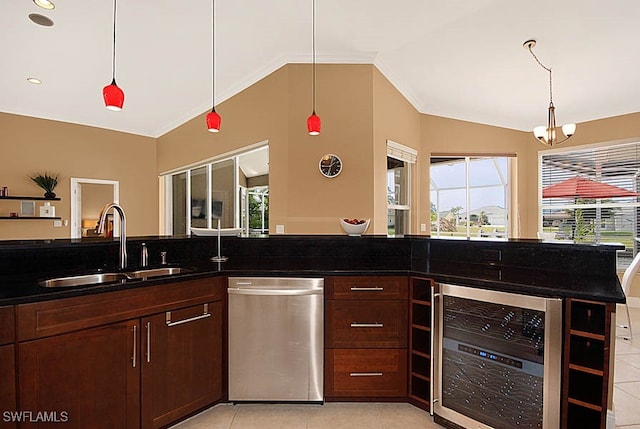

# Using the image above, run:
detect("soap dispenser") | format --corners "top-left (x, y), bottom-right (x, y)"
top-left (140, 242), bottom-right (149, 267)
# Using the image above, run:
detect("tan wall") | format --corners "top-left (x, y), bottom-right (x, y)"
top-left (3, 65), bottom-right (638, 295)
top-left (0, 113), bottom-right (158, 240)
top-left (372, 68), bottom-right (422, 234)
top-left (157, 66), bottom-right (289, 234)
top-left (420, 115), bottom-right (536, 237)
top-left (81, 183), bottom-right (114, 220)
top-left (158, 63), bottom-right (377, 235)
top-left (286, 64), bottom-right (374, 234)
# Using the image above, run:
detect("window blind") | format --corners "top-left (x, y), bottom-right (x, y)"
top-left (540, 141), bottom-right (640, 266)
top-left (387, 140), bottom-right (417, 163)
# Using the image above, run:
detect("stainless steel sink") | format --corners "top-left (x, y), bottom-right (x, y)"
top-left (39, 267), bottom-right (193, 288)
top-left (124, 267), bottom-right (192, 279)
top-left (39, 273), bottom-right (128, 288)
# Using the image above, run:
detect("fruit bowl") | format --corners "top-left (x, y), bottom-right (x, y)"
top-left (339, 218), bottom-right (370, 236)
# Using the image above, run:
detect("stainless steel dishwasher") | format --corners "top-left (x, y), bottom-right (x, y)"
top-left (228, 277), bottom-right (324, 402)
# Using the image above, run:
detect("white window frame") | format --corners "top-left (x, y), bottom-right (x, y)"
top-left (387, 140), bottom-right (416, 236)
top-left (160, 142), bottom-right (268, 236)
top-left (430, 155), bottom-right (512, 240)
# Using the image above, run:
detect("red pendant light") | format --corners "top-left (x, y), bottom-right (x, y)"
top-left (307, 111), bottom-right (320, 135)
top-left (307, 0), bottom-right (320, 135)
top-left (103, 0), bottom-right (124, 111)
top-left (206, 0), bottom-right (221, 132)
top-left (206, 108), bottom-right (221, 132)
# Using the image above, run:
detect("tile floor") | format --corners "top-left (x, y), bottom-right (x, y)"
top-left (614, 305), bottom-right (640, 429)
top-left (173, 306), bottom-right (640, 429)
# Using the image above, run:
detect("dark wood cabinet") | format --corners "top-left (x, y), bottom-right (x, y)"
top-left (408, 277), bottom-right (432, 411)
top-left (326, 276), bottom-right (408, 300)
top-left (325, 348), bottom-right (407, 397)
top-left (0, 306), bottom-right (16, 429)
top-left (15, 278), bottom-right (224, 429)
top-left (562, 298), bottom-right (614, 429)
top-left (141, 301), bottom-right (222, 429)
top-left (325, 300), bottom-right (407, 348)
top-left (0, 344), bottom-right (17, 429)
top-left (19, 320), bottom-right (140, 429)
top-left (324, 276), bottom-right (408, 400)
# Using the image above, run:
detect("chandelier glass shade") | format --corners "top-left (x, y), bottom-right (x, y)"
top-left (524, 39), bottom-right (575, 146)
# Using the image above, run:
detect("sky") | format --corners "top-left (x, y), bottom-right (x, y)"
top-left (429, 157), bottom-right (508, 213)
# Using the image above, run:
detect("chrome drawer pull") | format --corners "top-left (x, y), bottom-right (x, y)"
top-left (350, 287), bottom-right (384, 291)
top-left (145, 321), bottom-right (151, 363)
top-left (350, 322), bottom-right (384, 328)
top-left (166, 303), bottom-right (211, 327)
top-left (132, 325), bottom-right (137, 368)
top-left (349, 372), bottom-right (383, 377)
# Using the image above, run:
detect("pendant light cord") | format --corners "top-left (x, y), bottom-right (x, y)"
top-left (111, 0), bottom-right (117, 81)
top-left (527, 44), bottom-right (553, 105)
top-left (312, 0), bottom-right (316, 113)
top-left (211, 0), bottom-right (216, 111)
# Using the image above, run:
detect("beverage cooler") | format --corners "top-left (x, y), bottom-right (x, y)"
top-left (432, 283), bottom-right (563, 429)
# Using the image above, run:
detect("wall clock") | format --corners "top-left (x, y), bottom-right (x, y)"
top-left (319, 154), bottom-right (342, 178)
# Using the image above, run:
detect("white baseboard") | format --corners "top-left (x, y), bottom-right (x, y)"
top-left (607, 409), bottom-right (615, 429)
top-left (627, 296), bottom-right (640, 308)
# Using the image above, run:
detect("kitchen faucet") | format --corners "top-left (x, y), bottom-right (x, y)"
top-left (96, 202), bottom-right (127, 270)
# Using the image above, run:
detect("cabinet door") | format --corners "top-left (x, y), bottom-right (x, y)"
top-left (19, 320), bottom-right (140, 429)
top-left (141, 301), bottom-right (222, 429)
top-left (0, 344), bottom-right (16, 429)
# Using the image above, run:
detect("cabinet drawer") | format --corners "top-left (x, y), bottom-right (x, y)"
top-left (325, 349), bottom-right (407, 397)
top-left (17, 277), bottom-right (224, 341)
top-left (326, 300), bottom-right (408, 348)
top-left (326, 276), bottom-right (408, 300)
top-left (0, 306), bottom-right (15, 345)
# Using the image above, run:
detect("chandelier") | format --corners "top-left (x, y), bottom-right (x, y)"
top-left (523, 39), bottom-right (575, 146)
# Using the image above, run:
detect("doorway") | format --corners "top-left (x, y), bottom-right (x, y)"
top-left (70, 178), bottom-right (120, 239)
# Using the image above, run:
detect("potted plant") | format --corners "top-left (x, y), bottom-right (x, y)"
top-left (30, 173), bottom-right (58, 198)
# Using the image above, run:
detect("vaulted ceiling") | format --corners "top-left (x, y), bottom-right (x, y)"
top-left (3, 0), bottom-right (640, 138)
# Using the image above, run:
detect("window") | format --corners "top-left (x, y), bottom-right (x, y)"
top-left (163, 145), bottom-right (269, 236)
top-left (387, 140), bottom-right (416, 236)
top-left (241, 186), bottom-right (269, 237)
top-left (540, 142), bottom-right (640, 269)
top-left (430, 156), bottom-right (511, 239)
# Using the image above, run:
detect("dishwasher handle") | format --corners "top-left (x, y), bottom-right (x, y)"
top-left (227, 287), bottom-right (323, 296)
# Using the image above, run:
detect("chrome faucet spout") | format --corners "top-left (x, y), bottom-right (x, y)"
top-left (97, 202), bottom-right (127, 270)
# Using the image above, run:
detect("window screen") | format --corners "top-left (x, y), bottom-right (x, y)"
top-left (540, 142), bottom-right (640, 268)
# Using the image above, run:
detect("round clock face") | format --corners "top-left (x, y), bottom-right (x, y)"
top-left (319, 154), bottom-right (342, 178)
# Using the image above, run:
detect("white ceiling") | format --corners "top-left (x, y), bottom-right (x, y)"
top-left (2, 0), bottom-right (640, 138)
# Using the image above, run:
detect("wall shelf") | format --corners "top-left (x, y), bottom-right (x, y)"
top-left (1, 196), bottom-right (61, 221)
top-left (0, 217), bottom-right (61, 220)
top-left (0, 196), bottom-right (60, 201)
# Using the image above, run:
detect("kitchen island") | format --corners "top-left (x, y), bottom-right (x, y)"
top-left (0, 235), bottom-right (625, 429)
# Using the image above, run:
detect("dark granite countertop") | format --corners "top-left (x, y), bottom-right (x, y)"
top-left (0, 235), bottom-right (626, 306)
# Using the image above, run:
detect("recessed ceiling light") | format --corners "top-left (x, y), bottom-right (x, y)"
top-left (28, 13), bottom-right (54, 27)
top-left (33, 0), bottom-right (55, 10)
top-left (27, 77), bottom-right (43, 84)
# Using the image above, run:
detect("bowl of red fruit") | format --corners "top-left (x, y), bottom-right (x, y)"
top-left (339, 218), bottom-right (370, 236)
